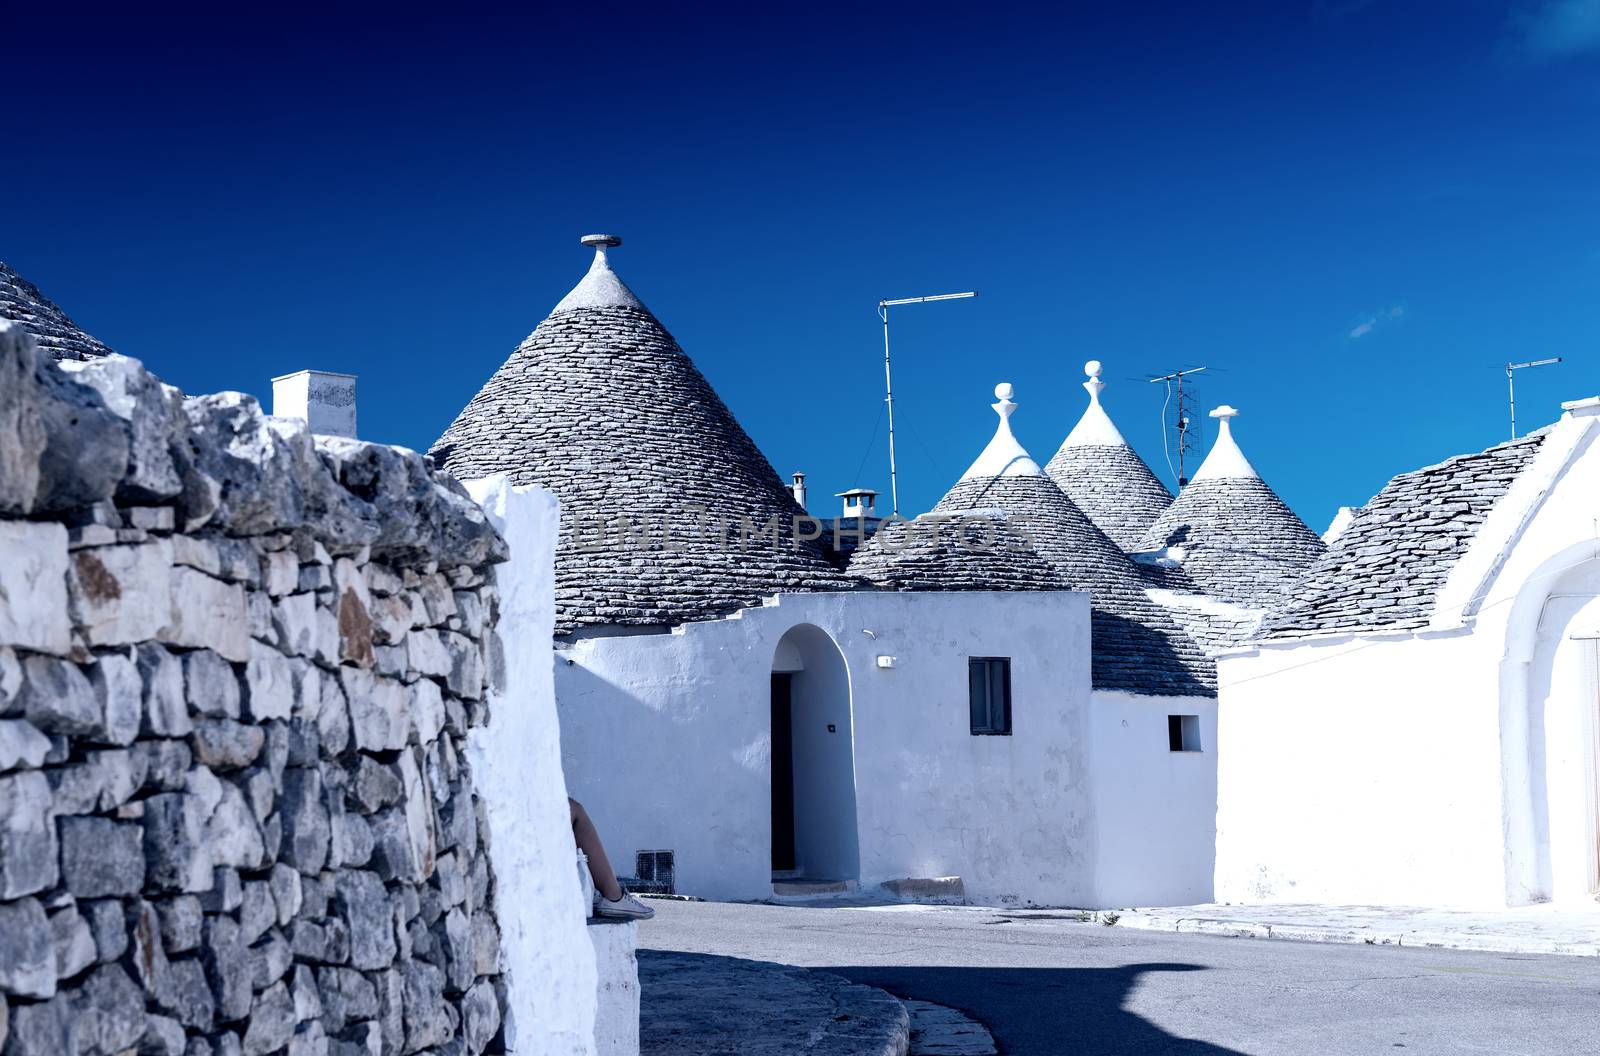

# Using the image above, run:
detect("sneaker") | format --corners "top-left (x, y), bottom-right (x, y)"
top-left (594, 890), bottom-right (655, 921)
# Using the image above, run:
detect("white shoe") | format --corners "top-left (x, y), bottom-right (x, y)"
top-left (594, 890), bottom-right (655, 921)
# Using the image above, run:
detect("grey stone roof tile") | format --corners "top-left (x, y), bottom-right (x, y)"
top-left (1259, 432), bottom-right (1547, 640)
top-left (430, 248), bottom-right (849, 635)
top-left (0, 261), bottom-right (114, 362)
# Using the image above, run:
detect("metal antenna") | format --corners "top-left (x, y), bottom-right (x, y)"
top-left (1147, 367), bottom-right (1208, 487)
top-left (1506, 358), bottom-right (1562, 439)
top-left (877, 291), bottom-right (978, 515)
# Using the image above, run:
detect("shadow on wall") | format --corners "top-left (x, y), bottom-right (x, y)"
top-left (829, 962), bottom-right (1251, 1056)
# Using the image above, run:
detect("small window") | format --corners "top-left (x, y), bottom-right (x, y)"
top-left (1168, 714), bottom-right (1202, 752)
top-left (968, 657), bottom-right (1012, 735)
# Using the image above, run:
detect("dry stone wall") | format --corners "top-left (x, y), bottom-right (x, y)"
top-left (0, 320), bottom-right (515, 1056)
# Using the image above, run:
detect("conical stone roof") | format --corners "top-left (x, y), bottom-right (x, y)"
top-left (1044, 360), bottom-right (1172, 551)
top-left (430, 236), bottom-right (847, 635)
top-left (1, 260), bottom-right (114, 362)
top-left (852, 384), bottom-right (1214, 696)
top-left (1139, 405), bottom-right (1325, 608)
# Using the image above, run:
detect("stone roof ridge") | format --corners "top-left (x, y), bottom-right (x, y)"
top-left (959, 382), bottom-right (1044, 481)
top-left (550, 234), bottom-right (646, 314)
top-left (1188, 405), bottom-right (1260, 482)
top-left (0, 259), bottom-right (116, 362)
top-left (1060, 360), bottom-right (1129, 448)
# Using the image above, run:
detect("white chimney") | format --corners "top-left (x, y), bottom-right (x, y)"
top-left (790, 472), bottom-right (808, 511)
top-left (837, 488), bottom-right (878, 519)
top-left (272, 370), bottom-right (357, 438)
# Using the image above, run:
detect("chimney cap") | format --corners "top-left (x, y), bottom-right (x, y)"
top-left (580, 233), bottom-right (622, 248)
top-left (836, 487), bottom-right (878, 498)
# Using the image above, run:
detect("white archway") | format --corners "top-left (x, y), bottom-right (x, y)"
top-left (1502, 551), bottom-right (1600, 903)
top-left (770, 624), bottom-right (860, 882)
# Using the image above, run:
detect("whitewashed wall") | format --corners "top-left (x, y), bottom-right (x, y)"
top-left (466, 478), bottom-right (600, 1056)
top-left (1214, 398), bottom-right (1600, 908)
top-left (551, 588), bottom-right (1218, 908)
top-left (1090, 690), bottom-right (1218, 906)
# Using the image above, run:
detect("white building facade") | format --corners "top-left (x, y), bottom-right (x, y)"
top-left (1215, 397), bottom-right (1600, 908)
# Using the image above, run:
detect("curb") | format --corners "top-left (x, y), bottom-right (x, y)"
top-left (1111, 912), bottom-right (1600, 957)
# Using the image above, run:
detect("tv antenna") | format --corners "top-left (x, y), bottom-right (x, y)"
top-left (1506, 358), bottom-right (1561, 439)
top-left (1147, 367), bottom-right (1208, 487)
top-left (877, 291), bottom-right (978, 515)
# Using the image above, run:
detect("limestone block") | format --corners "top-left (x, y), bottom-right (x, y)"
top-left (0, 719), bottom-right (51, 771)
top-left (263, 551), bottom-right (299, 598)
top-left (83, 898), bottom-right (128, 964)
top-left (48, 748), bottom-right (138, 815)
top-left (278, 768), bottom-right (330, 875)
top-left (272, 592), bottom-right (328, 662)
top-left (249, 929), bottom-right (293, 993)
top-left (412, 678), bottom-right (445, 747)
top-left (68, 352), bottom-right (186, 504)
top-left (371, 749), bottom-right (437, 885)
top-left (167, 957), bottom-right (216, 1031)
top-left (0, 770), bottom-right (57, 897)
top-left (169, 535), bottom-right (222, 577)
top-left (76, 964), bottom-right (148, 1054)
top-left (132, 739), bottom-right (193, 793)
top-left (138, 644), bottom-right (193, 737)
top-left (369, 593), bottom-right (412, 647)
top-left (460, 978), bottom-right (501, 1054)
top-left (142, 1013), bottom-right (187, 1056)
top-left (406, 628), bottom-right (451, 679)
top-left (442, 630), bottom-right (484, 700)
top-left (60, 815), bottom-right (145, 897)
top-left (5, 994), bottom-right (71, 1056)
top-left (182, 648), bottom-right (241, 721)
top-left (86, 650), bottom-right (143, 746)
top-left (0, 521), bottom-right (71, 654)
top-left (269, 863), bottom-right (303, 926)
top-left (160, 566), bottom-right (251, 662)
top-left (205, 780), bottom-right (267, 870)
top-left (201, 912), bottom-right (253, 1023)
top-left (189, 720), bottom-right (265, 771)
top-left (342, 670), bottom-right (410, 752)
top-left (67, 539), bottom-right (174, 647)
top-left (243, 642), bottom-right (294, 722)
top-left (156, 896), bottom-right (203, 954)
top-left (315, 674), bottom-right (350, 759)
top-left (16, 654), bottom-right (99, 738)
top-left (0, 898), bottom-right (56, 998)
top-left (142, 792), bottom-right (214, 894)
top-left (49, 904), bottom-right (96, 980)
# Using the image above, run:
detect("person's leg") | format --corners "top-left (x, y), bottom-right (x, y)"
top-left (570, 797), bottom-right (623, 902)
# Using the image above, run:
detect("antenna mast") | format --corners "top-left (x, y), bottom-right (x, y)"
top-left (876, 291), bottom-right (978, 515)
top-left (1148, 367), bottom-right (1208, 486)
top-left (1506, 357), bottom-right (1562, 439)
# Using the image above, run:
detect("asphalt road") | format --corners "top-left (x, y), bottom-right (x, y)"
top-left (639, 900), bottom-right (1600, 1056)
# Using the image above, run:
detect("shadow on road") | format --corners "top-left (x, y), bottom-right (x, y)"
top-left (830, 962), bottom-right (1253, 1055)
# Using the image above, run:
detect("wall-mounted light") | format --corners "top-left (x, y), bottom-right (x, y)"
top-left (876, 655), bottom-right (897, 669)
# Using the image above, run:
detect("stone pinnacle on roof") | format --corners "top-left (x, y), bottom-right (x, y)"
top-left (852, 381), bottom-right (1214, 696)
top-left (1044, 359), bottom-right (1173, 552)
top-left (1140, 404), bottom-right (1324, 608)
top-left (0, 260), bottom-right (115, 362)
top-left (430, 234), bottom-right (847, 635)
top-left (960, 383), bottom-right (1040, 480)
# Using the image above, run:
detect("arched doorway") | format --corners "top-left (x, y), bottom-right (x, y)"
top-left (1526, 559), bottom-right (1600, 902)
top-left (770, 624), bottom-right (859, 883)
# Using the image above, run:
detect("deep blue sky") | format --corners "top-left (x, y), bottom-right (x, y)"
top-left (6, 2), bottom-right (1597, 530)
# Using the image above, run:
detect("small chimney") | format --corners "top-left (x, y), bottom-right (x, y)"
top-left (272, 370), bottom-right (357, 438)
top-left (790, 472), bottom-right (808, 511)
top-left (837, 488), bottom-right (878, 520)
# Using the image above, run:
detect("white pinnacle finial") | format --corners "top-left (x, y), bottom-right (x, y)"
top-left (1190, 404), bottom-right (1258, 481)
top-left (1083, 359), bottom-right (1106, 403)
top-left (552, 234), bottom-right (644, 313)
top-left (993, 382), bottom-right (1017, 418)
top-left (960, 381), bottom-right (1042, 481)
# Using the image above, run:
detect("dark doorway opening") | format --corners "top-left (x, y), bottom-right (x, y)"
top-left (771, 672), bottom-right (797, 873)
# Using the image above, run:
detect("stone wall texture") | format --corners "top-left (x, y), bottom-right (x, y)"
top-left (0, 319), bottom-right (516, 1056)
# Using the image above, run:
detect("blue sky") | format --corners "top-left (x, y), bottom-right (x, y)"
top-left (6, 1), bottom-right (1597, 530)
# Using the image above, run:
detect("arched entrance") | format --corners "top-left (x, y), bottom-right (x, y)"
top-left (1507, 553), bottom-right (1600, 903)
top-left (770, 624), bottom-right (859, 882)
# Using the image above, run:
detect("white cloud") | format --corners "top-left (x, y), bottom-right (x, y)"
top-left (1513, 0), bottom-right (1600, 60)
top-left (1349, 305), bottom-right (1405, 340)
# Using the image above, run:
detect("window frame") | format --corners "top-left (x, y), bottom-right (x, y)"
top-left (968, 656), bottom-right (1013, 736)
top-left (1168, 714), bottom-right (1202, 753)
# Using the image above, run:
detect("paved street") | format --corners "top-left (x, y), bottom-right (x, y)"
top-left (640, 900), bottom-right (1600, 1055)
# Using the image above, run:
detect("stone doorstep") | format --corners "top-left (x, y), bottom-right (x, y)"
top-left (1112, 910), bottom-right (1600, 957)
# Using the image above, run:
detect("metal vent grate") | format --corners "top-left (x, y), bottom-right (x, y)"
top-left (631, 850), bottom-right (675, 895)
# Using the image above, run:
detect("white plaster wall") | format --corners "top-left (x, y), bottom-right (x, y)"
top-left (1213, 631), bottom-right (1510, 908)
top-left (1089, 690), bottom-right (1218, 907)
top-left (1213, 400), bottom-right (1600, 909)
top-left (466, 477), bottom-right (599, 1056)
top-left (589, 923), bottom-right (641, 1056)
top-left (555, 590), bottom-right (1107, 906)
